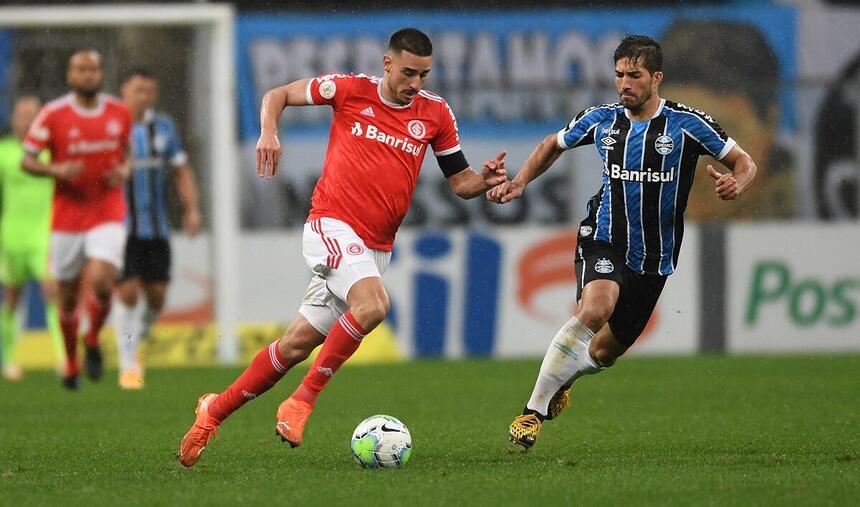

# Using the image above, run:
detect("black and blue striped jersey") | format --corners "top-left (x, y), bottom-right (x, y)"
top-left (559, 98), bottom-right (735, 276)
top-left (126, 109), bottom-right (187, 240)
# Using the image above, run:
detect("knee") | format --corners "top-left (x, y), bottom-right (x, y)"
top-left (577, 299), bottom-right (614, 331)
top-left (91, 280), bottom-right (114, 301)
top-left (350, 291), bottom-right (390, 329)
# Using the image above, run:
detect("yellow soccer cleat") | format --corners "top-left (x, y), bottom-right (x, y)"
top-left (178, 393), bottom-right (220, 467)
top-left (119, 369), bottom-right (144, 390)
top-left (509, 414), bottom-right (542, 449)
top-left (275, 397), bottom-right (313, 448)
top-left (546, 386), bottom-right (571, 420)
top-left (2, 364), bottom-right (23, 382)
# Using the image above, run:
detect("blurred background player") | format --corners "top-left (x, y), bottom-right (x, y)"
top-left (488, 35), bottom-right (757, 448)
top-left (22, 49), bottom-right (132, 390)
top-left (113, 68), bottom-right (201, 390)
top-left (178, 28), bottom-right (507, 467)
top-left (0, 96), bottom-right (64, 380)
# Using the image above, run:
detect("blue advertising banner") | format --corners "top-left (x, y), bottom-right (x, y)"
top-left (236, 7), bottom-right (796, 141)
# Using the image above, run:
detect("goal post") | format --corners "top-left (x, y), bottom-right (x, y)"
top-left (0, 4), bottom-right (241, 363)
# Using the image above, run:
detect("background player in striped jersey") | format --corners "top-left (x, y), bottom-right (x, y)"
top-left (178, 28), bottom-right (508, 467)
top-left (488, 35), bottom-right (758, 448)
top-left (0, 96), bottom-right (65, 380)
top-left (22, 49), bottom-right (133, 390)
top-left (113, 69), bottom-right (201, 390)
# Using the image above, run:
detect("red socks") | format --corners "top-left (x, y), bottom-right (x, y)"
top-left (207, 311), bottom-right (369, 424)
top-left (85, 294), bottom-right (111, 348)
top-left (59, 309), bottom-right (80, 375)
top-left (292, 312), bottom-right (368, 407)
top-left (208, 340), bottom-right (288, 423)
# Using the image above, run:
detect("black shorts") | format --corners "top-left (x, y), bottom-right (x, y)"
top-left (574, 238), bottom-right (667, 347)
top-left (120, 237), bottom-right (171, 283)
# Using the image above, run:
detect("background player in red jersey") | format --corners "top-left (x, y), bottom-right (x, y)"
top-left (179, 28), bottom-right (508, 467)
top-left (22, 49), bottom-right (132, 390)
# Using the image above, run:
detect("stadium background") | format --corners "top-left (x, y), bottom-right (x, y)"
top-left (0, 0), bottom-right (857, 366)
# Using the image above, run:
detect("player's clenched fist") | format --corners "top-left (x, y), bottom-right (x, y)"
top-left (256, 131), bottom-right (282, 179)
top-left (707, 164), bottom-right (740, 200)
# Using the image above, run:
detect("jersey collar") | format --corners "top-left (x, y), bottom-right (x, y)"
top-left (624, 97), bottom-right (665, 122)
top-left (67, 92), bottom-right (106, 117)
top-left (377, 80), bottom-right (412, 109)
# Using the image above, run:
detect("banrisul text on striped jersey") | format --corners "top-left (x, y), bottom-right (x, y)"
top-left (605, 163), bottom-right (675, 182)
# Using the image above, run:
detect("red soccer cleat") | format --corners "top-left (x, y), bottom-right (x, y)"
top-left (178, 393), bottom-right (220, 467)
top-left (275, 397), bottom-right (313, 448)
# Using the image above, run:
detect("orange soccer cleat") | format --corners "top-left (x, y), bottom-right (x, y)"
top-left (275, 397), bottom-right (313, 448)
top-left (178, 393), bottom-right (220, 467)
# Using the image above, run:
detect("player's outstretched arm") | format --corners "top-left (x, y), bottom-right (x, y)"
top-left (21, 153), bottom-right (82, 180)
top-left (256, 78), bottom-right (312, 180)
top-left (447, 150), bottom-right (508, 199)
top-left (707, 145), bottom-right (757, 201)
top-left (487, 133), bottom-right (563, 204)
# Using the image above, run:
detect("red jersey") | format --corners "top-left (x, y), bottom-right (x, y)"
top-left (306, 73), bottom-right (461, 251)
top-left (24, 93), bottom-right (132, 232)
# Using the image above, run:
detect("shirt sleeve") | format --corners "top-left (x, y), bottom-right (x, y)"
top-left (556, 106), bottom-right (604, 150)
top-left (305, 73), bottom-right (355, 111)
top-left (431, 99), bottom-right (461, 157)
top-left (23, 107), bottom-right (53, 155)
top-left (683, 110), bottom-right (735, 160)
top-left (163, 117), bottom-right (188, 167)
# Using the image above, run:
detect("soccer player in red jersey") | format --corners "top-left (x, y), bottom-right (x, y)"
top-left (22, 49), bottom-right (132, 390)
top-left (178, 28), bottom-right (507, 467)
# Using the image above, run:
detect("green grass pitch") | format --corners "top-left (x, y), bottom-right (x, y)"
top-left (1, 355), bottom-right (858, 505)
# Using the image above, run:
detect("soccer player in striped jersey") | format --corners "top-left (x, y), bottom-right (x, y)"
top-left (490, 35), bottom-right (758, 448)
top-left (112, 69), bottom-right (201, 390)
top-left (178, 28), bottom-right (508, 467)
top-left (0, 96), bottom-right (65, 380)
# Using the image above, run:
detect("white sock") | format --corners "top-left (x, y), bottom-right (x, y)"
top-left (525, 316), bottom-right (602, 416)
top-left (114, 300), bottom-right (142, 373)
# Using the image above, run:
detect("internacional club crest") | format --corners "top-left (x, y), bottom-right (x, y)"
top-left (346, 243), bottom-right (365, 255)
top-left (407, 119), bottom-right (426, 140)
top-left (106, 119), bottom-right (122, 136)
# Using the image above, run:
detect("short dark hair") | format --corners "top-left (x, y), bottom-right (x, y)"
top-left (122, 67), bottom-right (155, 84)
top-left (614, 35), bottom-right (662, 74)
top-left (388, 28), bottom-right (432, 57)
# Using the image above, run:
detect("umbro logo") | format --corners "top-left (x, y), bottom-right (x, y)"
top-left (360, 106), bottom-right (375, 118)
top-left (600, 136), bottom-right (617, 151)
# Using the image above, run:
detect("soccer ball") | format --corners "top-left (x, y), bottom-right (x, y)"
top-left (350, 415), bottom-right (412, 468)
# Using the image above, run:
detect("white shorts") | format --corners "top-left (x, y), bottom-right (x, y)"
top-left (50, 222), bottom-right (127, 281)
top-left (299, 217), bottom-right (391, 335)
